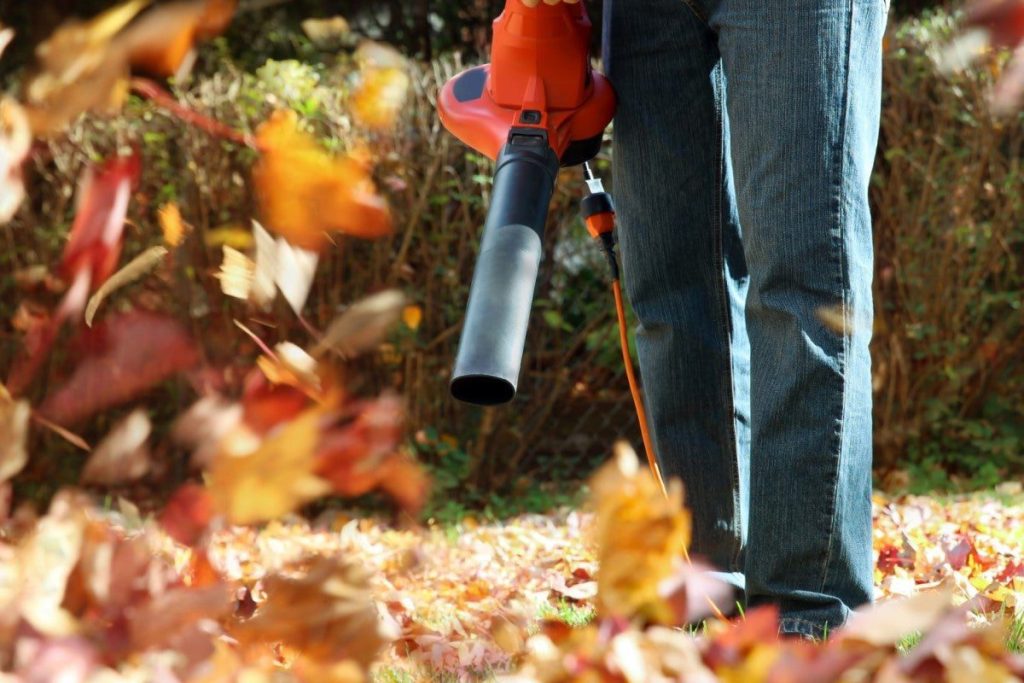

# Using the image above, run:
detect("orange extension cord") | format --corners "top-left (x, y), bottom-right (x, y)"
top-left (611, 278), bottom-right (667, 497)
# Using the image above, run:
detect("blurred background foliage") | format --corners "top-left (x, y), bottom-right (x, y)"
top-left (0, 0), bottom-right (1021, 513)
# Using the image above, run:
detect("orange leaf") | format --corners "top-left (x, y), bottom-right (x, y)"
top-left (351, 42), bottom-right (410, 131)
top-left (159, 483), bottom-right (215, 546)
top-left (120, 0), bottom-right (238, 77)
top-left (253, 110), bottom-right (392, 250)
top-left (158, 202), bottom-right (186, 246)
top-left (206, 407), bottom-right (330, 525)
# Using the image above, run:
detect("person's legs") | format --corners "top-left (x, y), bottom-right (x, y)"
top-left (710, 0), bottom-right (887, 636)
top-left (608, 0), bottom-right (751, 587)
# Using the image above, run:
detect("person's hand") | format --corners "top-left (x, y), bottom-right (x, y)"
top-left (521, 0), bottom-right (580, 7)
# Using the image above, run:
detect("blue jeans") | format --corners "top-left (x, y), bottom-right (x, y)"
top-left (607, 0), bottom-right (886, 637)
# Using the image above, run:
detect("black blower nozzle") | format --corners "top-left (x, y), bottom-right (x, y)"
top-left (449, 131), bottom-right (560, 405)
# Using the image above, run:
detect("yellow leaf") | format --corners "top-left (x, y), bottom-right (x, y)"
top-left (401, 304), bottom-right (422, 330)
top-left (204, 225), bottom-right (254, 249)
top-left (253, 109), bottom-right (392, 251)
top-left (207, 408), bottom-right (331, 525)
top-left (589, 442), bottom-right (691, 624)
top-left (158, 202), bottom-right (186, 246)
top-left (717, 644), bottom-right (780, 683)
top-left (351, 42), bottom-right (410, 131)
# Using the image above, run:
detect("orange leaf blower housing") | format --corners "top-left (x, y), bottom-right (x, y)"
top-left (438, 0), bottom-right (616, 165)
top-left (438, 0), bottom-right (617, 406)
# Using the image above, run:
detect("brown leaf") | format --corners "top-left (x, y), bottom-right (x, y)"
top-left (23, 0), bottom-right (148, 133)
top-left (84, 245), bottom-right (168, 326)
top-left (80, 409), bottom-right (151, 485)
top-left (311, 290), bottom-right (407, 360)
top-left (24, 0), bottom-right (236, 132)
top-left (233, 556), bottom-right (395, 666)
top-left (839, 585), bottom-right (956, 647)
top-left (253, 109), bottom-right (392, 251)
top-left (129, 583), bottom-right (232, 652)
top-left (38, 310), bottom-right (199, 426)
top-left (301, 16), bottom-right (354, 50)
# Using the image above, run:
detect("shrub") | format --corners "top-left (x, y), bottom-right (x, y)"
top-left (871, 9), bottom-right (1024, 482)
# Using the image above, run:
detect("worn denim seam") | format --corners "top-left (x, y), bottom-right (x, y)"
top-left (711, 65), bottom-right (744, 576)
top-left (819, 0), bottom-right (855, 596)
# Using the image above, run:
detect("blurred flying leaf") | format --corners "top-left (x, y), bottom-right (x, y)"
top-left (232, 556), bottom-right (396, 666)
top-left (203, 224), bottom-right (253, 249)
top-left (301, 16), bottom-right (353, 50)
top-left (0, 25), bottom-right (13, 59)
top-left (24, 0), bottom-right (236, 133)
top-left (206, 407), bottom-right (330, 525)
top-left (351, 41), bottom-right (410, 131)
top-left (941, 0), bottom-right (1024, 113)
top-left (215, 222), bottom-right (319, 314)
top-left (158, 483), bottom-right (215, 546)
top-left (402, 304), bottom-right (422, 331)
top-left (0, 386), bottom-right (31, 483)
top-left (314, 393), bottom-right (429, 515)
top-left (84, 245), bottom-right (168, 326)
top-left (38, 310), bottom-right (199, 426)
top-left (589, 442), bottom-right (692, 625)
top-left (253, 109), bottom-right (392, 250)
top-left (0, 98), bottom-right (30, 224)
top-left (158, 202), bottom-right (186, 246)
top-left (256, 342), bottom-right (322, 396)
top-left (215, 245), bottom-right (256, 301)
top-left (59, 152), bottom-right (142, 307)
top-left (839, 585), bottom-right (956, 647)
top-left (119, 0), bottom-right (238, 78)
top-left (23, 0), bottom-right (149, 133)
top-left (311, 289), bottom-right (406, 359)
top-left (80, 409), bottom-right (151, 485)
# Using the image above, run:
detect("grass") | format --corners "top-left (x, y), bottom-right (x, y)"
top-left (538, 599), bottom-right (596, 629)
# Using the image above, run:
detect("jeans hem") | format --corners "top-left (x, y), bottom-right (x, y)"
top-left (778, 616), bottom-right (836, 641)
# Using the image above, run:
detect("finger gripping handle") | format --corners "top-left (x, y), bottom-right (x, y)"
top-left (450, 135), bottom-right (560, 405)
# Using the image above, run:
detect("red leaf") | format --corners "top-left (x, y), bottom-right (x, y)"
top-left (60, 152), bottom-right (141, 292)
top-left (965, 0), bottom-right (1024, 48)
top-left (159, 483), bottom-right (215, 546)
top-left (37, 310), bottom-right (198, 426)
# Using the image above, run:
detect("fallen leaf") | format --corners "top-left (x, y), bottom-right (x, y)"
top-left (840, 585), bottom-right (956, 647)
top-left (402, 304), bottom-right (422, 331)
top-left (80, 409), bottom-right (151, 485)
top-left (120, 0), bottom-right (238, 78)
top-left (38, 310), bottom-right (199, 426)
top-left (253, 109), bottom-right (392, 250)
top-left (84, 245), bottom-right (168, 326)
top-left (233, 556), bottom-right (395, 666)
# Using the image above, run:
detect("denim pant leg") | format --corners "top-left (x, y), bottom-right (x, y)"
top-left (608, 0), bottom-right (751, 585)
top-left (710, 0), bottom-right (886, 636)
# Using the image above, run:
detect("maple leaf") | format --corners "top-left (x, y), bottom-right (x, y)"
top-left (588, 442), bottom-right (692, 625)
top-left (119, 0), bottom-right (237, 78)
top-left (252, 109), bottom-right (392, 251)
top-left (206, 407), bottom-right (331, 525)
top-left (232, 556), bottom-right (396, 666)
top-left (37, 310), bottom-right (199, 426)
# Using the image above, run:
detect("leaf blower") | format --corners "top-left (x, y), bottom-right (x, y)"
top-left (438, 0), bottom-right (665, 490)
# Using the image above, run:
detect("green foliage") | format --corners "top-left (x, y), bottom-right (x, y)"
top-left (537, 600), bottom-right (595, 629)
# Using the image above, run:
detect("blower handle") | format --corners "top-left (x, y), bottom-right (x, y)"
top-left (450, 130), bottom-right (560, 405)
